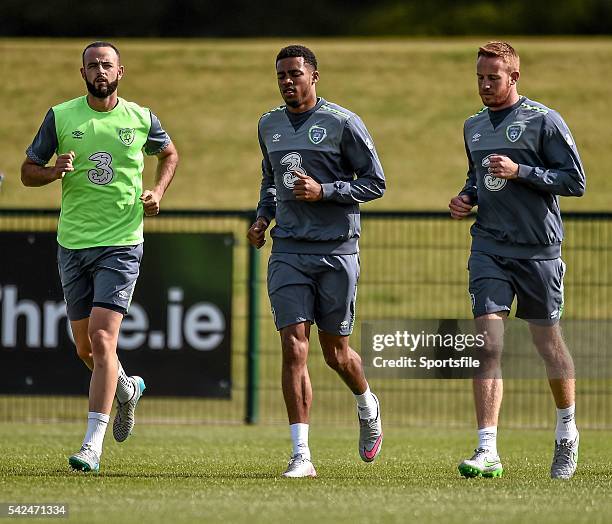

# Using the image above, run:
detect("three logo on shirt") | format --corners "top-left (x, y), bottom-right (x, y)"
top-left (482, 154), bottom-right (507, 192)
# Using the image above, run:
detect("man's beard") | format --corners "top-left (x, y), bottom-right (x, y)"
top-left (85, 77), bottom-right (119, 98)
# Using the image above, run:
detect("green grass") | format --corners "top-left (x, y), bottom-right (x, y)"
top-left (0, 37), bottom-right (611, 210)
top-left (2, 423), bottom-right (612, 523)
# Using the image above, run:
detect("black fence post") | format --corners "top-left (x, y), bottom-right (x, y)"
top-left (245, 212), bottom-right (260, 424)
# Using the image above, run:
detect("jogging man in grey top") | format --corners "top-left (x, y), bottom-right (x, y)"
top-left (449, 41), bottom-right (585, 480)
top-left (247, 45), bottom-right (386, 478)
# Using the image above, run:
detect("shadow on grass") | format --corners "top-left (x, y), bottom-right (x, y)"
top-left (6, 468), bottom-right (284, 480)
top-left (6, 466), bottom-right (410, 481)
top-left (4, 469), bottom-right (436, 482)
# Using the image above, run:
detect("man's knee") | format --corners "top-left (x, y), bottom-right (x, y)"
top-left (281, 325), bottom-right (309, 366)
top-left (75, 342), bottom-right (92, 362)
top-left (70, 319), bottom-right (92, 362)
top-left (475, 315), bottom-right (504, 365)
top-left (88, 327), bottom-right (118, 359)
top-left (323, 348), bottom-right (350, 371)
top-left (478, 331), bottom-right (502, 362)
top-left (530, 325), bottom-right (566, 357)
top-left (72, 330), bottom-right (91, 359)
top-left (320, 334), bottom-right (351, 372)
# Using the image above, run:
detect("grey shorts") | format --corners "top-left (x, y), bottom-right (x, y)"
top-left (267, 252), bottom-right (359, 336)
top-left (57, 243), bottom-right (143, 321)
top-left (468, 251), bottom-right (565, 324)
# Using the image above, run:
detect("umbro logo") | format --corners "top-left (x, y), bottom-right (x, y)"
top-left (471, 133), bottom-right (481, 142)
top-left (118, 290), bottom-right (129, 299)
top-left (72, 130), bottom-right (84, 139)
top-left (272, 133), bottom-right (281, 142)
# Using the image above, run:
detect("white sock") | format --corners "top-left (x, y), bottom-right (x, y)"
top-left (83, 412), bottom-right (110, 456)
top-left (355, 385), bottom-right (378, 420)
top-left (116, 361), bottom-right (135, 403)
top-left (290, 423), bottom-right (310, 460)
top-left (556, 404), bottom-right (578, 442)
top-left (477, 426), bottom-right (498, 455)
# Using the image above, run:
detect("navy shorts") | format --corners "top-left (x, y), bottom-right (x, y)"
top-left (57, 244), bottom-right (143, 321)
top-left (468, 251), bottom-right (565, 324)
top-left (267, 253), bottom-right (359, 336)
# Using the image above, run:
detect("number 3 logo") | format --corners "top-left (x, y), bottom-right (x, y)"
top-left (280, 152), bottom-right (306, 189)
top-left (88, 152), bottom-right (114, 185)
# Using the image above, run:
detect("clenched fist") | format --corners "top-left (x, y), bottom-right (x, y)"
top-left (449, 194), bottom-right (474, 219)
top-left (247, 216), bottom-right (270, 248)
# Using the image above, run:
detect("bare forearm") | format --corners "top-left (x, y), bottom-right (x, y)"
top-left (153, 146), bottom-right (179, 197)
top-left (21, 162), bottom-right (60, 187)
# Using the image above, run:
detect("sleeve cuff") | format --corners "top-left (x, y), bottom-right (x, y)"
top-left (25, 146), bottom-right (48, 166)
top-left (517, 164), bottom-right (532, 179)
top-left (146, 138), bottom-right (171, 156)
top-left (458, 191), bottom-right (477, 205)
top-left (321, 182), bottom-right (335, 200)
top-left (256, 208), bottom-right (275, 223)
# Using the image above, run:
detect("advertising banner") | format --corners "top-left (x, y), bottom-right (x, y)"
top-left (0, 232), bottom-right (233, 397)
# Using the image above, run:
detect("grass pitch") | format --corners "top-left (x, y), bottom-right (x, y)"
top-left (2, 423), bottom-right (612, 524)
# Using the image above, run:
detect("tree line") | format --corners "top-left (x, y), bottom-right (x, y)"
top-left (2, 0), bottom-right (610, 36)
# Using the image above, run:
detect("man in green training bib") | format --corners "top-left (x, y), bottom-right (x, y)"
top-left (21, 42), bottom-right (179, 472)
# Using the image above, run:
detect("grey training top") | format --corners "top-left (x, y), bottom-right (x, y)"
top-left (460, 96), bottom-right (586, 259)
top-left (257, 98), bottom-right (386, 255)
top-left (26, 108), bottom-right (170, 165)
